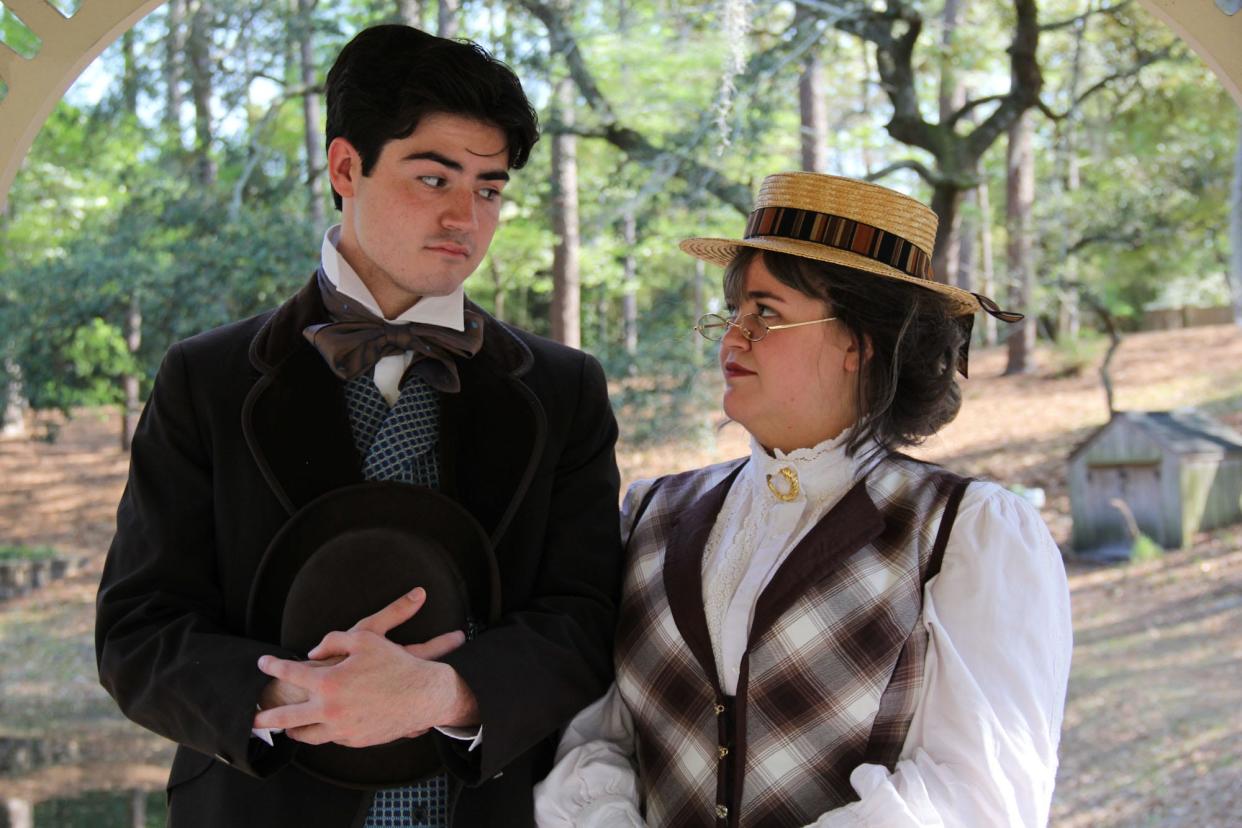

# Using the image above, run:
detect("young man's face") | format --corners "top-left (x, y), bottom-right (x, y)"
top-left (328, 113), bottom-right (510, 318)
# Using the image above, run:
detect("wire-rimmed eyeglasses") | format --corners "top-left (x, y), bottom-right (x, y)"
top-left (693, 312), bottom-right (838, 342)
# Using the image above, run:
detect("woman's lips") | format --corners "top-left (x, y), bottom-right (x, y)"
top-left (724, 363), bottom-right (756, 378)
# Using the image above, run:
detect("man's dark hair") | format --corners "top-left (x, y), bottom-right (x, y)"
top-left (324, 24), bottom-right (540, 209)
top-left (723, 247), bottom-right (965, 458)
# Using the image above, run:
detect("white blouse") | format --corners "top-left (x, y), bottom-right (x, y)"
top-left (533, 436), bottom-right (1073, 827)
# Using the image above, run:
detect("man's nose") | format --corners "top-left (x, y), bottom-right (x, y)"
top-left (441, 187), bottom-right (476, 229)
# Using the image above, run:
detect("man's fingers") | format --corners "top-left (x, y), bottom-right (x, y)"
top-left (405, 630), bottom-right (466, 661)
top-left (253, 700), bottom-right (320, 732)
top-left (306, 630), bottom-right (358, 661)
top-left (285, 723), bottom-right (333, 746)
top-left (257, 655), bottom-right (317, 688)
top-left (350, 587), bottom-right (427, 636)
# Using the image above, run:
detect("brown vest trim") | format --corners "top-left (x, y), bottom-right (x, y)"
top-left (927, 476), bottom-right (971, 581)
top-left (662, 463), bottom-right (746, 695)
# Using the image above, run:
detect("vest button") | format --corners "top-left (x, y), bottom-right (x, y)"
top-left (715, 804), bottom-right (729, 818)
top-left (718, 746), bottom-right (729, 759)
top-left (714, 703), bottom-right (726, 715)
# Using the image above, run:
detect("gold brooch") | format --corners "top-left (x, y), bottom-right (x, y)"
top-left (766, 466), bottom-right (801, 502)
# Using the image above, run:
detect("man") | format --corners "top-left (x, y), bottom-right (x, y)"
top-left (95, 25), bottom-right (623, 828)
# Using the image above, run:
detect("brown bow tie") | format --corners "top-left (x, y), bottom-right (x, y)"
top-left (303, 270), bottom-right (484, 393)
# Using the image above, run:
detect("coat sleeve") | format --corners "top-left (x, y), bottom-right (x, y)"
top-left (437, 351), bottom-right (624, 783)
top-left (95, 343), bottom-right (300, 777)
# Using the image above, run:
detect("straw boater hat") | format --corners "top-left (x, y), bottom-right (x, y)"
top-left (680, 171), bottom-right (1022, 323)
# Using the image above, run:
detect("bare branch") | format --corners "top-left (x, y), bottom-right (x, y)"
top-left (1040, 0), bottom-right (1133, 32)
top-left (865, 159), bottom-right (940, 185)
top-left (516, 0), bottom-right (756, 214)
top-left (946, 94), bottom-right (1007, 128)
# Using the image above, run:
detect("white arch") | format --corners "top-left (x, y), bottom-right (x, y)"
top-left (1, 0), bottom-right (1241, 213)
top-left (0, 0), bottom-right (167, 212)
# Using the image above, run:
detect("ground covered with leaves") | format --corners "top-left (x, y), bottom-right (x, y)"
top-left (2, 325), bottom-right (1241, 822)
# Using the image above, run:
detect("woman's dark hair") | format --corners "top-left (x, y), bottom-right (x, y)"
top-left (324, 25), bottom-right (540, 209)
top-left (723, 247), bottom-right (965, 458)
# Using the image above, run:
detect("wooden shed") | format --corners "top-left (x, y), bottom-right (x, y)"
top-left (1069, 409), bottom-right (1242, 554)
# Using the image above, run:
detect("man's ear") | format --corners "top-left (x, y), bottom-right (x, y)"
top-left (327, 137), bottom-right (361, 200)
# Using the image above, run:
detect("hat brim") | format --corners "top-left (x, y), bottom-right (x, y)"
top-left (679, 235), bottom-right (981, 317)
top-left (246, 481), bottom-right (498, 789)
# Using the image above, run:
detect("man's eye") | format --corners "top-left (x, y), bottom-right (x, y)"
top-left (478, 187), bottom-right (501, 201)
top-left (418, 176), bottom-right (447, 188)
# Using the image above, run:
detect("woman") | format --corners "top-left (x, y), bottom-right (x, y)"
top-left (534, 173), bottom-right (1072, 827)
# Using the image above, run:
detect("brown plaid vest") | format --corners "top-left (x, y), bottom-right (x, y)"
top-left (615, 453), bottom-right (969, 828)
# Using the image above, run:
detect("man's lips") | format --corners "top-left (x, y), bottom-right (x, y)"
top-left (427, 242), bottom-right (471, 258)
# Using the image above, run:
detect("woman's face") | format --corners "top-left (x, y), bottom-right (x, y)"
top-left (719, 256), bottom-right (864, 454)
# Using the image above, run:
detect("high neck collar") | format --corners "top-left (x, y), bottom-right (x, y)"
top-left (744, 429), bottom-right (873, 509)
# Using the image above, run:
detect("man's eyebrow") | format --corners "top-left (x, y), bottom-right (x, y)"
top-left (402, 150), bottom-right (462, 170)
top-left (401, 151), bottom-right (509, 182)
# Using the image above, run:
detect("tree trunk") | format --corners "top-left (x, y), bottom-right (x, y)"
top-left (187, 0), bottom-right (217, 186)
top-left (165, 0), bottom-right (186, 132)
top-left (122, 294), bottom-right (142, 451)
top-left (295, 0), bottom-right (326, 228)
top-left (396, 0), bottom-right (423, 27)
top-left (437, 0), bottom-right (460, 38)
top-left (1005, 111), bottom-right (1036, 375)
top-left (549, 76), bottom-right (581, 348)
top-left (930, 184), bottom-right (963, 284)
top-left (1230, 109), bottom-right (1242, 327)
top-left (797, 12), bottom-right (828, 175)
top-left (977, 170), bottom-right (997, 345)
top-left (622, 208), bottom-right (638, 355)
top-left (489, 258), bottom-right (505, 321)
top-left (129, 789), bottom-right (147, 828)
top-left (1, 360), bottom-right (27, 440)
top-left (692, 257), bottom-right (706, 365)
top-left (121, 31), bottom-right (140, 114)
top-left (957, 187), bottom-right (976, 293)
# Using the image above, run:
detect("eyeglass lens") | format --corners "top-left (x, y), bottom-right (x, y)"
top-left (696, 313), bottom-right (768, 342)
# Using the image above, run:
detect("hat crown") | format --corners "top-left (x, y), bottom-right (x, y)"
top-left (753, 172), bottom-right (938, 256)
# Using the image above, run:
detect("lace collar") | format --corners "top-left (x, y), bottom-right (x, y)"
top-left (743, 429), bottom-right (874, 509)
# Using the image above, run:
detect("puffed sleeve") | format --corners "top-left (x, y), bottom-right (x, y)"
top-left (809, 481), bottom-right (1073, 827)
top-left (533, 683), bottom-right (644, 827)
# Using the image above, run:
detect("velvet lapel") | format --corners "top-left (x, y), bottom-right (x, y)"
top-left (661, 463), bottom-right (746, 693)
top-left (748, 479), bottom-right (885, 646)
top-left (438, 308), bottom-right (545, 549)
top-left (243, 276), bottom-right (362, 516)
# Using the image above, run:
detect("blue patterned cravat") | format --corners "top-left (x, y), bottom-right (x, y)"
top-left (343, 371), bottom-right (451, 828)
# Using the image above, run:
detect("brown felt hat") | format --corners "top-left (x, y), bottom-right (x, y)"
top-left (680, 172), bottom-right (1021, 321)
top-left (246, 481), bottom-right (499, 789)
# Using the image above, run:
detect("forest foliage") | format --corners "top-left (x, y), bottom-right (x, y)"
top-left (0, 0), bottom-right (1236, 438)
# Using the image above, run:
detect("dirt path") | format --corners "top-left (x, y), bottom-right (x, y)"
top-left (2, 325), bottom-right (1242, 823)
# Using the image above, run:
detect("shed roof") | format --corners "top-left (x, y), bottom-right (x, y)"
top-left (1070, 408), bottom-right (1242, 461)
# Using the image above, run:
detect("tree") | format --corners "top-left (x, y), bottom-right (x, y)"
top-left (1005, 110), bottom-right (1036, 374)
top-left (549, 74), bottom-right (582, 348)
top-left (1231, 109), bottom-right (1242, 326)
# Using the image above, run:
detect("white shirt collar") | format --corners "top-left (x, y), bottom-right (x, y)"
top-left (744, 428), bottom-right (873, 508)
top-left (320, 225), bottom-right (465, 331)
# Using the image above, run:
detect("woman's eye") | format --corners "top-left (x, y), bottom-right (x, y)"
top-left (418, 175), bottom-right (447, 188)
top-left (756, 304), bottom-right (778, 318)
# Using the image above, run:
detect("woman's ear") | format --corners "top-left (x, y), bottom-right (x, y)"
top-left (843, 332), bottom-right (873, 374)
